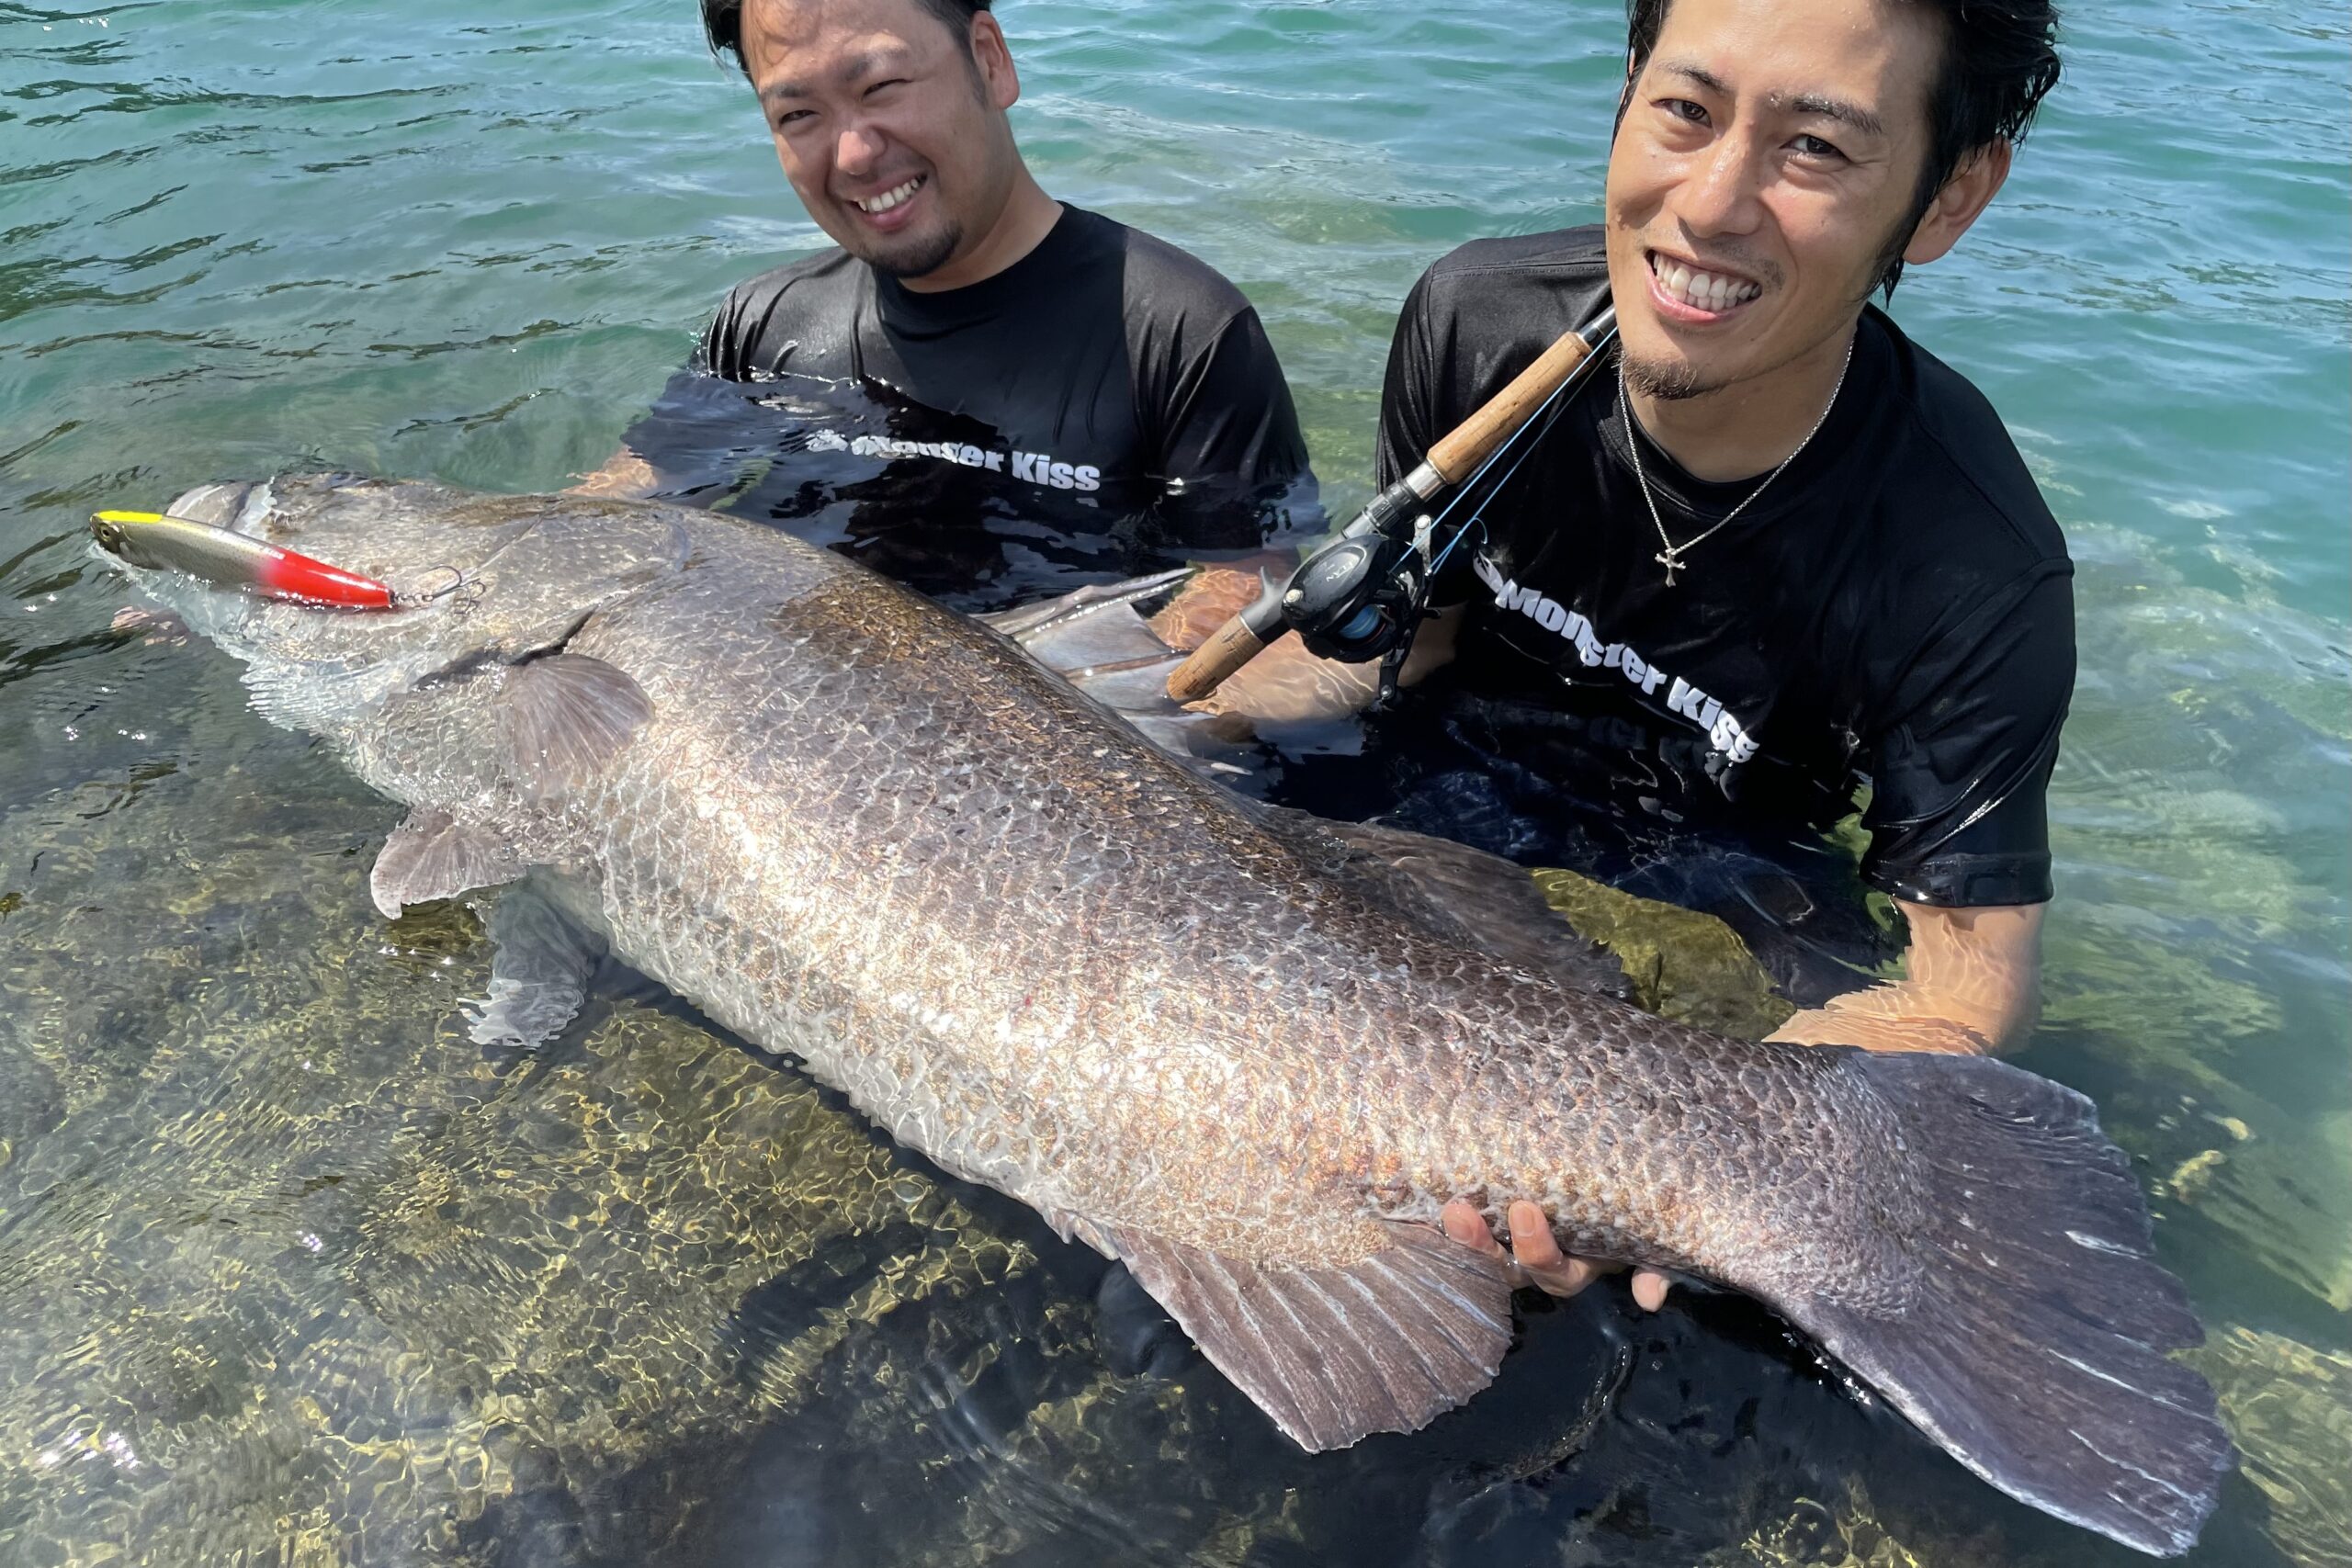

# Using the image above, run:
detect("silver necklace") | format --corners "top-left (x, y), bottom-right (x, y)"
top-left (1621, 336), bottom-right (1852, 587)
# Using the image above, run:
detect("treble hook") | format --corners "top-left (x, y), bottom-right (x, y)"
top-left (391, 566), bottom-right (481, 611)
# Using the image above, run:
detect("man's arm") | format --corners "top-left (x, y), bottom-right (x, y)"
top-left (566, 279), bottom-right (763, 502)
top-left (1766, 898), bottom-right (2043, 1055)
top-left (1149, 305), bottom-right (1318, 550)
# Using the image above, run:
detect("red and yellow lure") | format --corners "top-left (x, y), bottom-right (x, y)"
top-left (92, 510), bottom-right (399, 608)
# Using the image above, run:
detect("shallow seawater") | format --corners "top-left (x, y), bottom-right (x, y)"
top-left (1, 2), bottom-right (2346, 1566)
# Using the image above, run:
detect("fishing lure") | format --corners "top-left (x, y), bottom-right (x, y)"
top-left (90, 510), bottom-right (452, 609)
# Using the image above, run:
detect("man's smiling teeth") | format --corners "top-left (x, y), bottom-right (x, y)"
top-left (1651, 253), bottom-right (1761, 312)
top-left (856, 177), bottom-right (924, 214)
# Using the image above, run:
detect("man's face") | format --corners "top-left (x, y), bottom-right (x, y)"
top-left (1605, 0), bottom-right (1941, 400)
top-left (742, 0), bottom-right (1022, 281)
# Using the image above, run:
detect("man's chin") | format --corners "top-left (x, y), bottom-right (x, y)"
top-left (852, 221), bottom-right (964, 283)
top-left (1622, 348), bottom-right (1718, 403)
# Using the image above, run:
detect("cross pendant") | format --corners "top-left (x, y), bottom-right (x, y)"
top-left (1655, 548), bottom-right (1681, 586)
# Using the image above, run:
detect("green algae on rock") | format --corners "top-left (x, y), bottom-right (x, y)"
top-left (1532, 866), bottom-right (1799, 1039)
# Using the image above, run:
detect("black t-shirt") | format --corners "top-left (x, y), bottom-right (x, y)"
top-left (1374, 228), bottom-right (2075, 908)
top-left (620, 204), bottom-right (1315, 610)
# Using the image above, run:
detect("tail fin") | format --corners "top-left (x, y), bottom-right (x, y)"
top-left (1779, 1050), bottom-right (2233, 1558)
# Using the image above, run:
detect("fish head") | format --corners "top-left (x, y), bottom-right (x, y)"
top-left (98, 472), bottom-right (690, 739)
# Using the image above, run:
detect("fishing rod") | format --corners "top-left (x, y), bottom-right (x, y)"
top-left (1164, 302), bottom-right (1617, 706)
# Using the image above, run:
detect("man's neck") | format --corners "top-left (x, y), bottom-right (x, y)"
top-left (896, 169), bottom-right (1063, 294)
top-left (1626, 320), bottom-right (1860, 483)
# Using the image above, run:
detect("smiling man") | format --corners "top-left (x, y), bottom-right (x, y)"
top-left (576, 0), bottom-right (1313, 607)
top-left (1198, 0), bottom-right (2069, 1294)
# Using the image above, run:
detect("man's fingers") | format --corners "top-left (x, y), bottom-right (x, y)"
top-left (1441, 1199), bottom-right (1504, 1259)
top-left (1508, 1201), bottom-right (1614, 1298)
top-left (1505, 1201), bottom-right (1564, 1267)
top-left (1440, 1199), bottom-right (1668, 1306)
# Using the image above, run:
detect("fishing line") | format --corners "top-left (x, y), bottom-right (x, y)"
top-left (1419, 333), bottom-right (1616, 574)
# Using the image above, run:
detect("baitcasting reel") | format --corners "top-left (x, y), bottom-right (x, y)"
top-left (1166, 303), bottom-right (1618, 708)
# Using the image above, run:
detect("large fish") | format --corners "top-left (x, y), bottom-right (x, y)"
top-left (95, 475), bottom-right (2231, 1557)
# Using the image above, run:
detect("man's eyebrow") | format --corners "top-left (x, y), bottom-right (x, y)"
top-left (757, 49), bottom-right (913, 106)
top-left (1656, 62), bottom-right (1732, 98)
top-left (1786, 93), bottom-right (1885, 140)
top-left (1652, 62), bottom-right (1887, 140)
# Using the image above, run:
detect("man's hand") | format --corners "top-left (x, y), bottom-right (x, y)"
top-left (1766, 900), bottom-right (2044, 1055)
top-left (1440, 1198), bottom-right (1672, 1310)
top-left (1170, 599), bottom-right (1463, 739)
top-left (562, 450), bottom-right (662, 500)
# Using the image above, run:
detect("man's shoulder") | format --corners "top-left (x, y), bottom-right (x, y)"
top-left (1398, 227), bottom-right (1614, 402)
top-left (1415, 226), bottom-right (1611, 318)
top-left (1425, 226), bottom-right (1611, 284)
top-left (1068, 206), bottom-right (1256, 330)
top-left (1871, 311), bottom-right (2068, 567)
top-left (719, 246), bottom-right (863, 312)
top-left (700, 247), bottom-right (865, 378)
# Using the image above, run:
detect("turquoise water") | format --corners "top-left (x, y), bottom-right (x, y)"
top-left (2, 2), bottom-right (2346, 1564)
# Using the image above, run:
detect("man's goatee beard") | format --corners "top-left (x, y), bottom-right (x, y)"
top-left (864, 221), bottom-right (965, 282)
top-left (1622, 352), bottom-right (1711, 402)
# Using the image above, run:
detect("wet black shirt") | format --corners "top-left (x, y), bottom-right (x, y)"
top-left (1374, 229), bottom-right (2075, 908)
top-left (621, 204), bottom-right (1314, 610)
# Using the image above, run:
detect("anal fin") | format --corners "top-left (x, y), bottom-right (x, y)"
top-left (1108, 1222), bottom-right (1512, 1452)
top-left (372, 808), bottom-right (526, 919)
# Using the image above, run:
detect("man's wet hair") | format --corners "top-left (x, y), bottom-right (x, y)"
top-left (1623, 0), bottom-right (2062, 296)
top-left (700, 0), bottom-right (995, 79)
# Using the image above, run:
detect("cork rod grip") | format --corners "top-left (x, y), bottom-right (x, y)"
top-left (1425, 326), bottom-right (1600, 484)
top-left (1164, 609), bottom-right (1273, 706)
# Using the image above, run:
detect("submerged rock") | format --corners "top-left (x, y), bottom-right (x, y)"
top-left (1532, 866), bottom-right (1797, 1039)
top-left (2186, 1325), bottom-right (2352, 1568)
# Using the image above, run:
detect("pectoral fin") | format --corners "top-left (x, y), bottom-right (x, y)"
top-left (492, 652), bottom-right (653, 800)
top-left (466, 881), bottom-right (605, 1049)
top-left (1107, 1223), bottom-right (1512, 1452)
top-left (371, 808), bottom-right (526, 919)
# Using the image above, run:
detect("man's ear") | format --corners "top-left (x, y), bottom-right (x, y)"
top-left (1904, 140), bottom-right (2011, 266)
top-left (969, 11), bottom-right (1020, 110)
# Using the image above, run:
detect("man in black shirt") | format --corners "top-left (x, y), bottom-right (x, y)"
top-left (1203, 0), bottom-right (2069, 1297)
top-left (574, 0), bottom-right (1313, 609)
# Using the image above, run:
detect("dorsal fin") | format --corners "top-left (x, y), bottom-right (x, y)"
top-left (370, 808), bottom-right (525, 918)
top-left (1254, 807), bottom-right (1632, 999)
top-left (1108, 1223), bottom-right (1513, 1452)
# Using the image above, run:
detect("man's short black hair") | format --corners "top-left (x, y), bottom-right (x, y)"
top-left (1623, 0), bottom-right (2062, 295)
top-left (701, 0), bottom-right (994, 78)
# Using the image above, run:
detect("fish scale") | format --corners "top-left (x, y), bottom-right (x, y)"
top-left (98, 476), bottom-right (2231, 1558)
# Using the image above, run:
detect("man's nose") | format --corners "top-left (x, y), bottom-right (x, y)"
top-left (833, 120), bottom-right (886, 179)
top-left (1675, 127), bottom-right (1767, 237)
